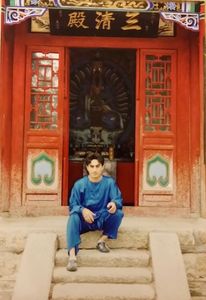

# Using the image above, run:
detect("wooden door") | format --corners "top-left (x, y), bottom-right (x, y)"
top-left (136, 46), bottom-right (192, 209)
top-left (23, 46), bottom-right (65, 206)
top-left (137, 49), bottom-right (178, 207)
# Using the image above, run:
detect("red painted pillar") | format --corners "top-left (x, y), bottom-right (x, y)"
top-left (200, 3), bottom-right (206, 159)
top-left (199, 2), bottom-right (206, 217)
top-left (0, 11), bottom-right (14, 211)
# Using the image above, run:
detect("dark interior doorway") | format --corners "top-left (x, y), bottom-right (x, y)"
top-left (68, 48), bottom-right (136, 205)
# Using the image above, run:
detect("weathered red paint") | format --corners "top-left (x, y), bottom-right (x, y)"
top-left (0, 19), bottom-right (14, 212)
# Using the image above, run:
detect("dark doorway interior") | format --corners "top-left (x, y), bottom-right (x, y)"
top-left (69, 48), bottom-right (136, 161)
top-left (68, 48), bottom-right (136, 205)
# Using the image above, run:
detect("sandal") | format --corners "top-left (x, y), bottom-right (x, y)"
top-left (96, 241), bottom-right (110, 253)
top-left (66, 258), bottom-right (77, 272)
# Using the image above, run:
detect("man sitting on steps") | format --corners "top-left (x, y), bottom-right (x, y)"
top-left (66, 151), bottom-right (124, 272)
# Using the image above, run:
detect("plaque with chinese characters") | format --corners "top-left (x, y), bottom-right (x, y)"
top-left (49, 9), bottom-right (160, 37)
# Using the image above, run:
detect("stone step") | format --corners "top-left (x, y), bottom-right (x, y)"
top-left (0, 279), bottom-right (15, 290)
top-left (0, 290), bottom-right (12, 300)
top-left (56, 249), bottom-right (150, 268)
top-left (58, 220), bottom-right (149, 249)
top-left (51, 283), bottom-right (155, 300)
top-left (53, 266), bottom-right (153, 284)
top-left (0, 280), bottom-right (14, 300)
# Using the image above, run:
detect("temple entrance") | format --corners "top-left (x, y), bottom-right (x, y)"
top-left (19, 26), bottom-right (199, 213)
top-left (68, 48), bottom-right (136, 205)
top-left (65, 44), bottom-right (192, 208)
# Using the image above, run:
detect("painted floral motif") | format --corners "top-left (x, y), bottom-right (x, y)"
top-left (146, 155), bottom-right (169, 187)
top-left (31, 152), bottom-right (55, 185)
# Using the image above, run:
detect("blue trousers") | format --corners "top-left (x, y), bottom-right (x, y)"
top-left (66, 209), bottom-right (124, 254)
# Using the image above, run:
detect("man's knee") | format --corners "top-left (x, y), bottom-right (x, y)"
top-left (107, 209), bottom-right (124, 224)
top-left (102, 209), bottom-right (123, 239)
top-left (114, 209), bottom-right (124, 220)
top-left (68, 213), bottom-right (81, 226)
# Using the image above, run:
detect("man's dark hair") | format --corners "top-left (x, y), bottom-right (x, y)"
top-left (85, 151), bottom-right (104, 166)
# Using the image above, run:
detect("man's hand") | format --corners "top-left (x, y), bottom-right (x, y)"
top-left (107, 201), bottom-right (117, 214)
top-left (82, 208), bottom-right (95, 223)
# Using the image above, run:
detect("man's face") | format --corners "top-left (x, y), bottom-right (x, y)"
top-left (86, 159), bottom-right (104, 181)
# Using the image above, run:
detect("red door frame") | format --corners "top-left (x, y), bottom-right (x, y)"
top-left (64, 48), bottom-right (137, 206)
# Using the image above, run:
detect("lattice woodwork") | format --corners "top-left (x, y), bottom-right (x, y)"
top-left (144, 54), bottom-right (172, 132)
top-left (30, 52), bottom-right (59, 129)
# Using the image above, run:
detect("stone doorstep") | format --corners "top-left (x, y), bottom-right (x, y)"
top-left (58, 230), bottom-right (149, 250)
top-left (55, 249), bottom-right (150, 267)
top-left (53, 266), bottom-right (153, 284)
top-left (1, 216), bottom-right (206, 252)
top-left (51, 283), bottom-right (156, 300)
top-left (1, 216), bottom-right (206, 233)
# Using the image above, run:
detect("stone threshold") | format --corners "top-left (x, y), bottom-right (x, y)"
top-left (4, 205), bottom-right (195, 217)
top-left (0, 215), bottom-right (206, 231)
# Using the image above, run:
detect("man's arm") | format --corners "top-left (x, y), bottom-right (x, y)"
top-left (109, 179), bottom-right (123, 210)
top-left (69, 181), bottom-right (96, 223)
top-left (69, 182), bottom-right (84, 215)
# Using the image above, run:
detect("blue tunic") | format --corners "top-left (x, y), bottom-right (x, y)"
top-left (67, 175), bottom-right (124, 253)
top-left (69, 175), bottom-right (123, 215)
